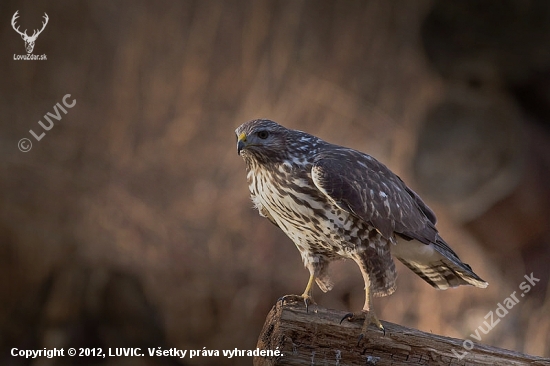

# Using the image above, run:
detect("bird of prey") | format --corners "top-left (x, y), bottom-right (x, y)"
top-left (235, 119), bottom-right (488, 335)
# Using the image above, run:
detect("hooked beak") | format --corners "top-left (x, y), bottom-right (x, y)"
top-left (237, 132), bottom-right (247, 155)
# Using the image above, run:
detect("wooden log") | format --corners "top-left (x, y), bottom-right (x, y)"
top-left (255, 301), bottom-right (550, 366)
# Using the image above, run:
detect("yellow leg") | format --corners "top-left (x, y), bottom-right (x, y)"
top-left (341, 266), bottom-right (385, 341)
top-left (302, 273), bottom-right (315, 299)
top-left (360, 287), bottom-right (384, 334)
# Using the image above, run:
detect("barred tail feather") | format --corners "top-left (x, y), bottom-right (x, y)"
top-left (392, 237), bottom-right (488, 290)
top-left (398, 257), bottom-right (487, 290)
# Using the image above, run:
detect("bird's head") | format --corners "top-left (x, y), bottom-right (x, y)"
top-left (235, 119), bottom-right (293, 164)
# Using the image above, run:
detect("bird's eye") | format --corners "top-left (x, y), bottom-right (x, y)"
top-left (257, 130), bottom-right (269, 139)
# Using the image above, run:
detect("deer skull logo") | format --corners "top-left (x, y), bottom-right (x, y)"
top-left (12, 11), bottom-right (49, 54)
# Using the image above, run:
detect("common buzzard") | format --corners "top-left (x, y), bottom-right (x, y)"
top-left (236, 119), bottom-right (487, 335)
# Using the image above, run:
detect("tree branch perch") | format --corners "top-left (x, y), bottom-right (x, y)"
top-left (255, 301), bottom-right (550, 365)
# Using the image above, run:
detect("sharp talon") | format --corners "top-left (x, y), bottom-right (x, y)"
top-left (372, 317), bottom-right (385, 335)
top-left (356, 333), bottom-right (364, 347)
top-left (278, 294), bottom-right (297, 305)
top-left (340, 312), bottom-right (354, 324)
top-left (344, 310), bottom-right (385, 343)
top-left (278, 294), bottom-right (315, 312)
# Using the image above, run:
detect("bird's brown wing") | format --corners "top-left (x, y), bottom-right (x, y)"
top-left (311, 149), bottom-right (487, 290)
top-left (311, 149), bottom-right (436, 242)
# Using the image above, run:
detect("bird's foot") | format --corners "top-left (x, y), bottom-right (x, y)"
top-left (340, 310), bottom-right (385, 345)
top-left (278, 293), bottom-right (316, 312)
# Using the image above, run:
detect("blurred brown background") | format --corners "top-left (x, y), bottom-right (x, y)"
top-left (1, 0), bottom-right (549, 365)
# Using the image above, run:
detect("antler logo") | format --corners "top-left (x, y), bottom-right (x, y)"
top-left (12, 10), bottom-right (49, 54)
